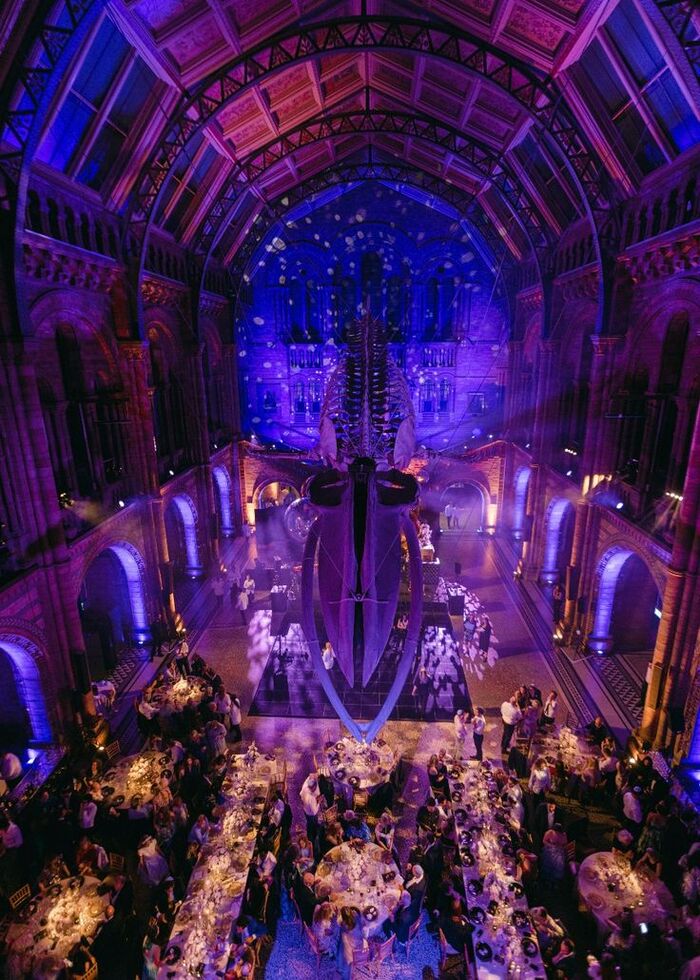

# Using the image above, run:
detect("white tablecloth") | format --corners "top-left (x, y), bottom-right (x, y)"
top-left (148, 676), bottom-right (210, 719)
top-left (577, 851), bottom-right (676, 938)
top-left (316, 840), bottom-right (403, 937)
top-left (5, 876), bottom-right (117, 979)
top-left (447, 760), bottom-right (546, 979)
top-left (97, 750), bottom-right (172, 809)
top-left (325, 736), bottom-right (395, 793)
top-left (158, 750), bottom-right (274, 979)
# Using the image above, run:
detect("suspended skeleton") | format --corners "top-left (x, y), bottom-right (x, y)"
top-left (301, 315), bottom-right (423, 740)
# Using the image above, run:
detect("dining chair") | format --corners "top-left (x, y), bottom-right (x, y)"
top-left (82, 962), bottom-right (98, 980)
top-left (370, 934), bottom-right (395, 975)
top-left (105, 739), bottom-right (121, 761)
top-left (353, 788), bottom-right (370, 812)
top-left (405, 913), bottom-right (422, 958)
top-left (108, 852), bottom-right (125, 873)
top-left (323, 804), bottom-right (338, 825)
top-left (302, 922), bottom-right (324, 969)
top-left (350, 945), bottom-right (373, 979)
top-left (438, 927), bottom-right (465, 974)
top-left (9, 883), bottom-right (31, 911)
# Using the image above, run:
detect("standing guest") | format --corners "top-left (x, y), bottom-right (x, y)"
top-left (322, 640), bottom-right (336, 670)
top-left (412, 665), bottom-right (433, 720)
top-left (623, 784), bottom-right (645, 834)
top-left (500, 696), bottom-right (522, 754)
top-left (311, 902), bottom-right (338, 955)
top-left (236, 587), bottom-right (249, 625)
top-left (213, 572), bottom-right (226, 609)
top-left (471, 706), bottom-right (486, 761)
top-left (0, 751), bottom-right (22, 785)
top-left (175, 635), bottom-right (190, 678)
top-left (528, 682), bottom-right (543, 706)
top-left (300, 774), bottom-right (324, 851)
top-left (91, 905), bottom-right (124, 978)
top-left (551, 583), bottom-right (565, 624)
top-left (229, 570), bottom-right (241, 607)
top-left (141, 922), bottom-right (161, 980)
top-left (535, 801), bottom-right (563, 842)
top-left (542, 691), bottom-right (558, 728)
top-left (523, 699), bottom-right (540, 738)
top-left (205, 717), bottom-right (227, 759)
top-left (229, 693), bottom-right (243, 742)
top-left (243, 572), bottom-right (255, 601)
top-left (453, 709), bottom-right (469, 757)
top-left (149, 615), bottom-right (166, 661)
top-left (213, 685), bottom-right (232, 726)
top-left (444, 502), bottom-right (453, 529)
top-left (78, 796), bottom-right (98, 831)
top-left (478, 616), bottom-right (492, 655)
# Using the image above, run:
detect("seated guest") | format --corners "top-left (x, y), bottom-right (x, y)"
top-left (338, 907), bottom-right (367, 980)
top-left (438, 895), bottom-right (472, 950)
top-left (65, 936), bottom-right (98, 979)
top-left (187, 813), bottom-right (210, 847)
top-left (404, 863), bottom-right (426, 912)
top-left (550, 937), bottom-right (577, 977)
top-left (586, 716), bottom-right (609, 746)
top-left (375, 810), bottom-right (396, 852)
top-left (311, 901), bottom-right (338, 954)
top-left (634, 846), bottom-right (662, 880)
top-left (540, 822), bottom-right (568, 884)
top-left (137, 836), bottom-right (170, 887)
top-left (416, 796), bottom-right (440, 835)
top-left (76, 835), bottom-right (108, 875)
top-left (529, 906), bottom-right (565, 953)
top-left (296, 870), bottom-right (319, 925)
top-left (612, 828), bottom-right (635, 862)
top-left (343, 810), bottom-right (371, 842)
top-left (0, 815), bottom-right (23, 849)
top-left (295, 834), bottom-right (315, 870)
top-left (141, 922), bottom-right (161, 980)
top-left (427, 754), bottom-right (449, 796)
top-left (38, 854), bottom-right (71, 890)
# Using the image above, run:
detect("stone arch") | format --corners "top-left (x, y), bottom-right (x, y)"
top-left (541, 497), bottom-right (576, 584)
top-left (590, 546), bottom-right (661, 655)
top-left (0, 633), bottom-right (53, 744)
top-left (166, 493), bottom-right (202, 577)
top-left (439, 480), bottom-right (488, 532)
top-left (78, 540), bottom-right (150, 674)
top-left (213, 465), bottom-right (233, 537)
top-left (513, 466), bottom-right (532, 539)
top-left (252, 479), bottom-right (301, 511)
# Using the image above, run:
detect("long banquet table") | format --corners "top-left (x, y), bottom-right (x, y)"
top-left (446, 759), bottom-right (546, 979)
top-left (157, 748), bottom-right (274, 979)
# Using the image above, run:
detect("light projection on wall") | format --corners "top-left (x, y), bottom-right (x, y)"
top-left (235, 182), bottom-right (509, 455)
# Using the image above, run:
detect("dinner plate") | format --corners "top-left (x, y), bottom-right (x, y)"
top-left (487, 900), bottom-right (499, 916)
top-left (469, 907), bottom-right (486, 925)
top-left (508, 882), bottom-right (524, 899)
top-left (522, 937), bottom-right (539, 957)
top-left (467, 879), bottom-right (483, 897)
top-left (476, 941), bottom-right (492, 961)
top-left (102, 786), bottom-right (114, 796)
top-left (112, 794), bottom-right (125, 806)
top-left (452, 790), bottom-right (463, 802)
top-left (512, 910), bottom-right (529, 928)
top-left (589, 894), bottom-right (605, 911)
top-left (363, 906), bottom-right (378, 921)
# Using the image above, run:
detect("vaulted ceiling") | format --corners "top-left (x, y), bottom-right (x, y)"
top-left (1, 0), bottom-right (698, 281)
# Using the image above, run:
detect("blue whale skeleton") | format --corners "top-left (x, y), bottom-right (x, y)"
top-left (300, 314), bottom-right (423, 742)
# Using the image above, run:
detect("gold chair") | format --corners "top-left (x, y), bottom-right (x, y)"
top-left (105, 739), bottom-right (120, 761)
top-left (9, 883), bottom-right (31, 911)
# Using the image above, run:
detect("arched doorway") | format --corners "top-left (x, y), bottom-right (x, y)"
top-left (212, 466), bottom-right (233, 538)
top-left (513, 466), bottom-right (531, 540)
top-left (78, 543), bottom-right (149, 679)
top-left (440, 482), bottom-right (486, 532)
top-left (254, 481), bottom-right (301, 546)
top-left (165, 494), bottom-right (202, 578)
top-left (590, 548), bottom-right (661, 655)
top-left (541, 498), bottom-right (575, 585)
top-left (0, 638), bottom-right (52, 749)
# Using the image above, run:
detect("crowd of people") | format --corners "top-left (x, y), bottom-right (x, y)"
top-left (0, 648), bottom-right (250, 979)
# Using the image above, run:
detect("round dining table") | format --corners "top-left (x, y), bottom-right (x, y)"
top-left (578, 851), bottom-right (676, 938)
top-left (4, 875), bottom-right (116, 979)
top-left (148, 675), bottom-right (210, 720)
top-left (96, 750), bottom-right (172, 809)
top-left (315, 840), bottom-right (403, 937)
top-left (325, 736), bottom-right (395, 796)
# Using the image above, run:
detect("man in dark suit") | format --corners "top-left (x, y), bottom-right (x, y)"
top-left (534, 800), bottom-right (564, 843)
top-left (91, 904), bottom-right (124, 978)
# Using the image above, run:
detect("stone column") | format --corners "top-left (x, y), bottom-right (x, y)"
top-left (185, 343), bottom-right (218, 568)
top-left (523, 341), bottom-right (558, 580)
top-left (641, 401), bottom-right (700, 748)
top-left (119, 342), bottom-right (174, 620)
top-left (581, 336), bottom-right (623, 494)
